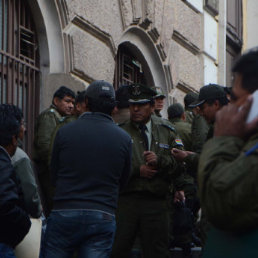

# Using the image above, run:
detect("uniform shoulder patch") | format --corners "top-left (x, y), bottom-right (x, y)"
top-left (175, 138), bottom-right (184, 147)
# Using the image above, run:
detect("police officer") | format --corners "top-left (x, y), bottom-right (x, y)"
top-left (184, 91), bottom-right (209, 153)
top-left (111, 83), bottom-right (187, 258)
top-left (153, 86), bottom-right (166, 117)
top-left (167, 103), bottom-right (192, 151)
top-left (33, 86), bottom-right (75, 217)
top-left (198, 48), bottom-right (258, 257)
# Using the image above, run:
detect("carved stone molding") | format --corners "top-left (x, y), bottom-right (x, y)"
top-left (139, 18), bottom-right (152, 29)
top-left (71, 15), bottom-right (117, 57)
top-left (156, 43), bottom-right (167, 61)
top-left (56, 0), bottom-right (69, 28)
top-left (176, 80), bottom-right (198, 93)
top-left (132, 0), bottom-right (142, 24)
top-left (71, 68), bottom-right (95, 84)
top-left (148, 27), bottom-right (159, 43)
top-left (164, 64), bottom-right (173, 90)
top-left (172, 30), bottom-right (200, 55)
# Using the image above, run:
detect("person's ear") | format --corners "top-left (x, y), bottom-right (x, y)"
top-left (53, 97), bottom-right (60, 107)
top-left (181, 112), bottom-right (186, 121)
top-left (84, 97), bottom-right (90, 111)
top-left (214, 100), bottom-right (221, 110)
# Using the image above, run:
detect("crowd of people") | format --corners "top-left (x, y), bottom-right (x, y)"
top-left (0, 47), bottom-right (258, 258)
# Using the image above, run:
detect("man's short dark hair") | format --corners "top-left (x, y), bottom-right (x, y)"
top-left (53, 86), bottom-right (76, 100)
top-left (232, 48), bottom-right (258, 94)
top-left (0, 104), bottom-right (23, 123)
top-left (167, 103), bottom-right (184, 119)
top-left (75, 90), bottom-right (87, 105)
top-left (87, 97), bottom-right (116, 116)
top-left (0, 106), bottom-right (20, 146)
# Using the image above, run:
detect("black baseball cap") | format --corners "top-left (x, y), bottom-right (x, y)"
top-left (189, 84), bottom-right (226, 108)
top-left (184, 92), bottom-right (199, 107)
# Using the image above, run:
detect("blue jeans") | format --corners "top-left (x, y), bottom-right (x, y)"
top-left (0, 243), bottom-right (15, 258)
top-left (41, 210), bottom-right (116, 258)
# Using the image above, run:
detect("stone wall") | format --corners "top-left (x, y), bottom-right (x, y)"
top-left (34, 0), bottom-right (206, 109)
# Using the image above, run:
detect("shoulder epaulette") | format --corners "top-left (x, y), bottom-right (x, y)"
top-left (161, 123), bottom-right (176, 133)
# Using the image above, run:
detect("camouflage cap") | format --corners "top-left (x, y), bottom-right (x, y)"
top-left (128, 83), bottom-right (156, 104)
top-left (190, 84), bottom-right (226, 108)
top-left (152, 86), bottom-right (166, 99)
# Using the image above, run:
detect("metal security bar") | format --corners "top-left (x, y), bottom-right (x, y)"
top-left (0, 0), bottom-right (39, 156)
top-left (114, 45), bottom-right (146, 89)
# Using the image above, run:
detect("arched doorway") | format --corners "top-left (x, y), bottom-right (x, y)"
top-left (114, 43), bottom-right (154, 89)
top-left (114, 27), bottom-right (171, 117)
top-left (0, 0), bottom-right (40, 155)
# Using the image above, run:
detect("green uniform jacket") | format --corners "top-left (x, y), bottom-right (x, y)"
top-left (185, 110), bottom-right (194, 124)
top-left (120, 116), bottom-right (187, 197)
top-left (169, 118), bottom-right (192, 151)
top-left (33, 105), bottom-right (64, 163)
top-left (184, 125), bottom-right (213, 175)
top-left (198, 132), bottom-right (258, 232)
top-left (33, 105), bottom-right (64, 216)
top-left (191, 113), bottom-right (209, 153)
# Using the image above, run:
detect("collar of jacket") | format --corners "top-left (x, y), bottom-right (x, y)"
top-left (0, 145), bottom-right (11, 160)
top-left (79, 112), bottom-right (114, 122)
top-left (169, 117), bottom-right (182, 124)
top-left (49, 104), bottom-right (64, 121)
top-left (130, 116), bottom-right (159, 131)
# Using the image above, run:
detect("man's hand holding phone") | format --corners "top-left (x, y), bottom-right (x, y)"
top-left (214, 93), bottom-right (258, 139)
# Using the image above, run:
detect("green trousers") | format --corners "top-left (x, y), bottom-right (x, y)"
top-left (111, 193), bottom-right (170, 258)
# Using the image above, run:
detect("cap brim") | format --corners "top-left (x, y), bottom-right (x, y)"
top-left (153, 95), bottom-right (166, 99)
top-left (129, 99), bottom-right (151, 104)
top-left (188, 99), bottom-right (205, 108)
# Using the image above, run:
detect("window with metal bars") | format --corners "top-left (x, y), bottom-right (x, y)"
top-left (114, 45), bottom-right (146, 89)
top-left (0, 0), bottom-right (40, 156)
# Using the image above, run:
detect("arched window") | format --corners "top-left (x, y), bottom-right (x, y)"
top-left (114, 45), bottom-right (147, 89)
top-left (0, 0), bottom-right (40, 154)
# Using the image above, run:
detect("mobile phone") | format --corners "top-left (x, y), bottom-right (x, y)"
top-left (246, 90), bottom-right (258, 123)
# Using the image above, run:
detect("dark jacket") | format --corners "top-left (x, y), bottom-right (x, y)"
top-left (51, 112), bottom-right (132, 215)
top-left (0, 147), bottom-right (31, 247)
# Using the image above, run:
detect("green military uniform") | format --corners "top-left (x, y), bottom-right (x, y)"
top-left (112, 116), bottom-right (186, 258)
top-left (33, 105), bottom-right (65, 216)
top-left (198, 133), bottom-right (258, 257)
top-left (111, 84), bottom-right (188, 258)
top-left (191, 113), bottom-right (209, 153)
top-left (185, 109), bottom-right (194, 124)
top-left (47, 115), bottom-right (77, 166)
top-left (169, 117), bottom-right (192, 151)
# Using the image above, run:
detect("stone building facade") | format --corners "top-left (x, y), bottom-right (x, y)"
top-left (29, 0), bottom-right (208, 116)
top-left (2, 0), bottom-right (256, 153)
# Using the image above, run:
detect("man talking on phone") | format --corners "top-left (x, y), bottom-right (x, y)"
top-left (198, 48), bottom-right (258, 257)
